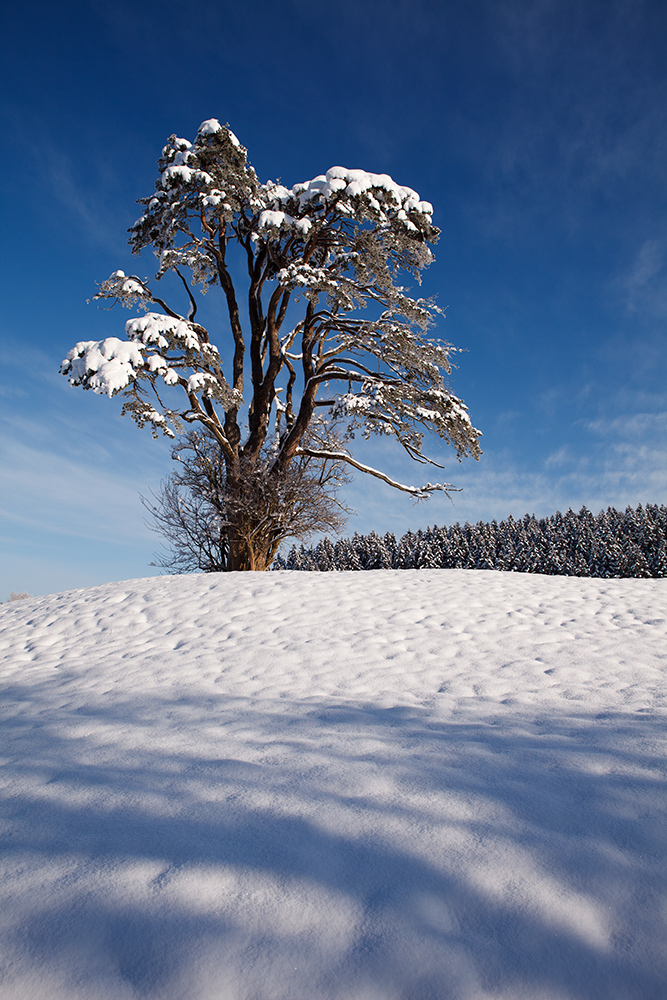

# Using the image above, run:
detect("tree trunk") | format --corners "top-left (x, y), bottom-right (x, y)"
top-left (226, 524), bottom-right (274, 572)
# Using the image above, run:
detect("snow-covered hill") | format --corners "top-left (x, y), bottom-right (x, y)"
top-left (1, 571), bottom-right (665, 999)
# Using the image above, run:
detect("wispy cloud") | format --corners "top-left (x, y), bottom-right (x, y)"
top-left (0, 343), bottom-right (171, 553)
top-left (618, 239), bottom-right (667, 318)
top-left (0, 437), bottom-right (156, 545)
top-left (342, 405), bottom-right (667, 538)
top-left (4, 109), bottom-right (131, 255)
top-left (453, 409), bottom-right (667, 520)
top-left (458, 0), bottom-right (667, 242)
top-left (42, 145), bottom-right (128, 254)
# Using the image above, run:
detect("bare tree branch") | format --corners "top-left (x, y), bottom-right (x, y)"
top-left (295, 447), bottom-right (459, 499)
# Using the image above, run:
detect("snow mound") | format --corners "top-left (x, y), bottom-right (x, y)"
top-left (1, 571), bottom-right (665, 1000)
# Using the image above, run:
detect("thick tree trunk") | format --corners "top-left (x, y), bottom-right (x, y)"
top-left (223, 457), bottom-right (281, 571)
top-left (226, 537), bottom-right (252, 571)
top-left (226, 525), bottom-right (274, 572)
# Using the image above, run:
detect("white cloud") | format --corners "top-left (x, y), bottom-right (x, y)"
top-left (585, 410), bottom-right (667, 438)
top-left (455, 410), bottom-right (667, 519)
top-left (0, 437), bottom-right (156, 545)
top-left (544, 445), bottom-right (573, 469)
top-left (339, 407), bottom-right (667, 539)
top-left (45, 148), bottom-right (126, 254)
top-left (619, 239), bottom-right (667, 318)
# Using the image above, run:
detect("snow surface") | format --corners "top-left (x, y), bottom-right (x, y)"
top-left (1, 570), bottom-right (665, 1000)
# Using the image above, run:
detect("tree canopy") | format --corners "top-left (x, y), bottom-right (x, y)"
top-left (61, 119), bottom-right (481, 569)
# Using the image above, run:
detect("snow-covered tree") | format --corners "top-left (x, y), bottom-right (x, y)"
top-left (61, 118), bottom-right (481, 570)
top-left (282, 503), bottom-right (667, 577)
top-left (142, 429), bottom-right (351, 573)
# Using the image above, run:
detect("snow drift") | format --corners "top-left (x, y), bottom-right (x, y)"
top-left (1, 570), bottom-right (665, 999)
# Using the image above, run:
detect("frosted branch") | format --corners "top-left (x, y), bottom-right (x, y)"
top-left (295, 448), bottom-right (459, 499)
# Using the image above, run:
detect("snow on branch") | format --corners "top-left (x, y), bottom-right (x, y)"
top-left (295, 447), bottom-right (459, 500)
top-left (91, 270), bottom-right (152, 308)
top-left (267, 166), bottom-right (436, 237)
top-left (61, 338), bottom-right (145, 396)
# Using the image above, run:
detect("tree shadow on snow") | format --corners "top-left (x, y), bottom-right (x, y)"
top-left (1, 684), bottom-right (666, 1000)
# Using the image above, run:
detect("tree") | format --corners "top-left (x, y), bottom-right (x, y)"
top-left (143, 428), bottom-right (350, 573)
top-left (61, 118), bottom-right (482, 570)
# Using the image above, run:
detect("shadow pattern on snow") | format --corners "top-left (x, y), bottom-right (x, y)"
top-left (1, 687), bottom-right (666, 1000)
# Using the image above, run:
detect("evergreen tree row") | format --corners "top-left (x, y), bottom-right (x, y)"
top-left (274, 504), bottom-right (667, 577)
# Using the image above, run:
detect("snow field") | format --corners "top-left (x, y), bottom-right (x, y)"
top-left (0, 570), bottom-right (665, 999)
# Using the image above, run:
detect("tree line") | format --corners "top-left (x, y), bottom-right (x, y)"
top-left (274, 503), bottom-right (667, 577)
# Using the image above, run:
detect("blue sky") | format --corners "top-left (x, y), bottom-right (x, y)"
top-left (1, 0), bottom-right (666, 598)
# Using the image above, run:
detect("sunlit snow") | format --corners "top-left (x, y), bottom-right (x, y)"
top-left (1, 571), bottom-right (665, 999)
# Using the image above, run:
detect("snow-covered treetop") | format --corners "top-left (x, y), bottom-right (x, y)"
top-left (198, 118), bottom-right (240, 143)
top-left (269, 165), bottom-right (433, 229)
top-left (129, 118), bottom-right (439, 276)
top-left (62, 118), bottom-right (480, 497)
